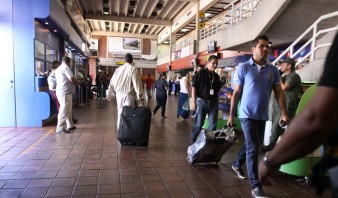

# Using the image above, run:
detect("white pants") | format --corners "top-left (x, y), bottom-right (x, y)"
top-left (116, 93), bottom-right (136, 130)
top-left (56, 92), bottom-right (73, 131)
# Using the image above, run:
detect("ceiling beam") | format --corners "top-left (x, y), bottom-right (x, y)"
top-left (91, 31), bottom-right (158, 39)
top-left (85, 14), bottom-right (172, 26)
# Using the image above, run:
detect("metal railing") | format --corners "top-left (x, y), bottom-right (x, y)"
top-left (272, 11), bottom-right (338, 67)
top-left (200, 0), bottom-right (261, 40)
top-left (172, 37), bottom-right (194, 53)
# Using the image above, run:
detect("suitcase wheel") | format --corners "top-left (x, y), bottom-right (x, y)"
top-left (119, 141), bottom-right (148, 148)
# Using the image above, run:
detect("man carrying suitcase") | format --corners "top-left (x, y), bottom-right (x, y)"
top-left (106, 53), bottom-right (144, 129)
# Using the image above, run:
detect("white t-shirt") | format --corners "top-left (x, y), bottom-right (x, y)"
top-left (180, 76), bottom-right (189, 94)
top-left (47, 73), bottom-right (56, 91)
top-left (55, 63), bottom-right (75, 94)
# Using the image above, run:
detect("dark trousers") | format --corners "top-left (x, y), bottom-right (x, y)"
top-left (153, 96), bottom-right (167, 116)
top-left (269, 106), bottom-right (296, 144)
top-left (174, 84), bottom-right (180, 95)
top-left (168, 85), bottom-right (172, 95)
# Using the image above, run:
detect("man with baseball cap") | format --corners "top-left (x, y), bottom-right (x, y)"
top-left (261, 57), bottom-right (302, 152)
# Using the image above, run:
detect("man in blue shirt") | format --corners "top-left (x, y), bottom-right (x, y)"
top-left (227, 35), bottom-right (288, 198)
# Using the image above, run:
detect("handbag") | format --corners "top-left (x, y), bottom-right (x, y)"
top-left (182, 98), bottom-right (190, 111)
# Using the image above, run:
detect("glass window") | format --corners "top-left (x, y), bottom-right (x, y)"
top-left (46, 62), bottom-right (52, 74)
top-left (35, 60), bottom-right (46, 76)
top-left (46, 45), bottom-right (58, 62)
top-left (35, 40), bottom-right (45, 60)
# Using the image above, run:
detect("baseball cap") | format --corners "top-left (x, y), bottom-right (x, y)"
top-left (282, 58), bottom-right (296, 68)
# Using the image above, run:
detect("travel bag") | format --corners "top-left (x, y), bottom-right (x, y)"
top-left (118, 106), bottom-right (151, 147)
top-left (187, 125), bottom-right (238, 164)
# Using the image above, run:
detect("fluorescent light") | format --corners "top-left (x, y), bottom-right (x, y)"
top-left (205, 13), bottom-right (211, 17)
top-left (181, 28), bottom-right (189, 32)
top-left (103, 8), bottom-right (110, 15)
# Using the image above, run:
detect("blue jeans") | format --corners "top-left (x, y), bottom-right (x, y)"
top-left (233, 119), bottom-right (265, 189)
top-left (177, 93), bottom-right (189, 119)
top-left (191, 98), bottom-right (218, 142)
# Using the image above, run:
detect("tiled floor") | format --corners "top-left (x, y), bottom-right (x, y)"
top-left (0, 95), bottom-right (332, 197)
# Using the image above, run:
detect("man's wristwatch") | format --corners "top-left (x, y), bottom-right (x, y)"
top-left (263, 155), bottom-right (280, 171)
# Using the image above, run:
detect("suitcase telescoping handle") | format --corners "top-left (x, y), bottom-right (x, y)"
top-left (216, 124), bottom-right (237, 139)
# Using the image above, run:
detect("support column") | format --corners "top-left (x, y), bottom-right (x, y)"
top-left (195, 2), bottom-right (203, 73)
top-left (168, 30), bottom-right (176, 79)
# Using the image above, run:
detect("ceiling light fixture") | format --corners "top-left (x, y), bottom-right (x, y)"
top-left (103, 7), bottom-right (109, 15)
top-left (205, 13), bottom-right (211, 17)
top-left (181, 28), bottom-right (189, 32)
top-left (128, 9), bottom-right (134, 16)
top-left (151, 11), bottom-right (157, 17)
top-left (156, 3), bottom-right (163, 10)
top-left (130, 0), bottom-right (136, 8)
top-left (45, 21), bottom-right (49, 25)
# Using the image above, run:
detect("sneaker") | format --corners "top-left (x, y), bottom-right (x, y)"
top-left (251, 187), bottom-right (268, 198)
top-left (178, 115), bottom-right (185, 122)
top-left (260, 143), bottom-right (275, 152)
top-left (67, 126), bottom-right (77, 130)
top-left (56, 129), bottom-right (71, 134)
top-left (232, 165), bottom-right (247, 179)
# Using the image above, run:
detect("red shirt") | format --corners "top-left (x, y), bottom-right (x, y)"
top-left (146, 77), bottom-right (153, 89)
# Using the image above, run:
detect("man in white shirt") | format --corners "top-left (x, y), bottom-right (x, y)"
top-left (106, 53), bottom-right (144, 129)
top-left (55, 56), bottom-right (79, 133)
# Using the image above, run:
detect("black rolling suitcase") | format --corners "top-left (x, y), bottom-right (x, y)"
top-left (187, 125), bottom-right (238, 164)
top-left (118, 106), bottom-right (151, 147)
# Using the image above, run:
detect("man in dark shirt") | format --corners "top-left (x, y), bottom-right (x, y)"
top-left (190, 55), bottom-right (221, 143)
top-left (153, 73), bottom-right (168, 118)
top-left (262, 58), bottom-right (302, 152)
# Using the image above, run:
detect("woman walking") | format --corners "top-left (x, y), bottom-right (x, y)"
top-left (177, 73), bottom-right (190, 122)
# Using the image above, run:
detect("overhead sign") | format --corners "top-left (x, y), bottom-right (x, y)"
top-left (116, 61), bottom-right (125, 65)
top-left (199, 11), bottom-right (205, 18)
top-left (198, 11), bottom-right (205, 29)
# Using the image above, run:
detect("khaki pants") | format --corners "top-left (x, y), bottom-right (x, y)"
top-left (116, 93), bottom-right (136, 130)
top-left (56, 92), bottom-right (73, 131)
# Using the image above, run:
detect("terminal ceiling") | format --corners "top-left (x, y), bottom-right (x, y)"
top-left (78, 0), bottom-right (233, 42)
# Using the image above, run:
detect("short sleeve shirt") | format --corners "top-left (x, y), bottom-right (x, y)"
top-left (155, 79), bottom-right (168, 98)
top-left (233, 58), bottom-right (280, 120)
top-left (55, 63), bottom-right (75, 94)
top-left (318, 33), bottom-right (338, 90)
top-left (192, 68), bottom-right (221, 100)
top-left (273, 71), bottom-right (301, 109)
